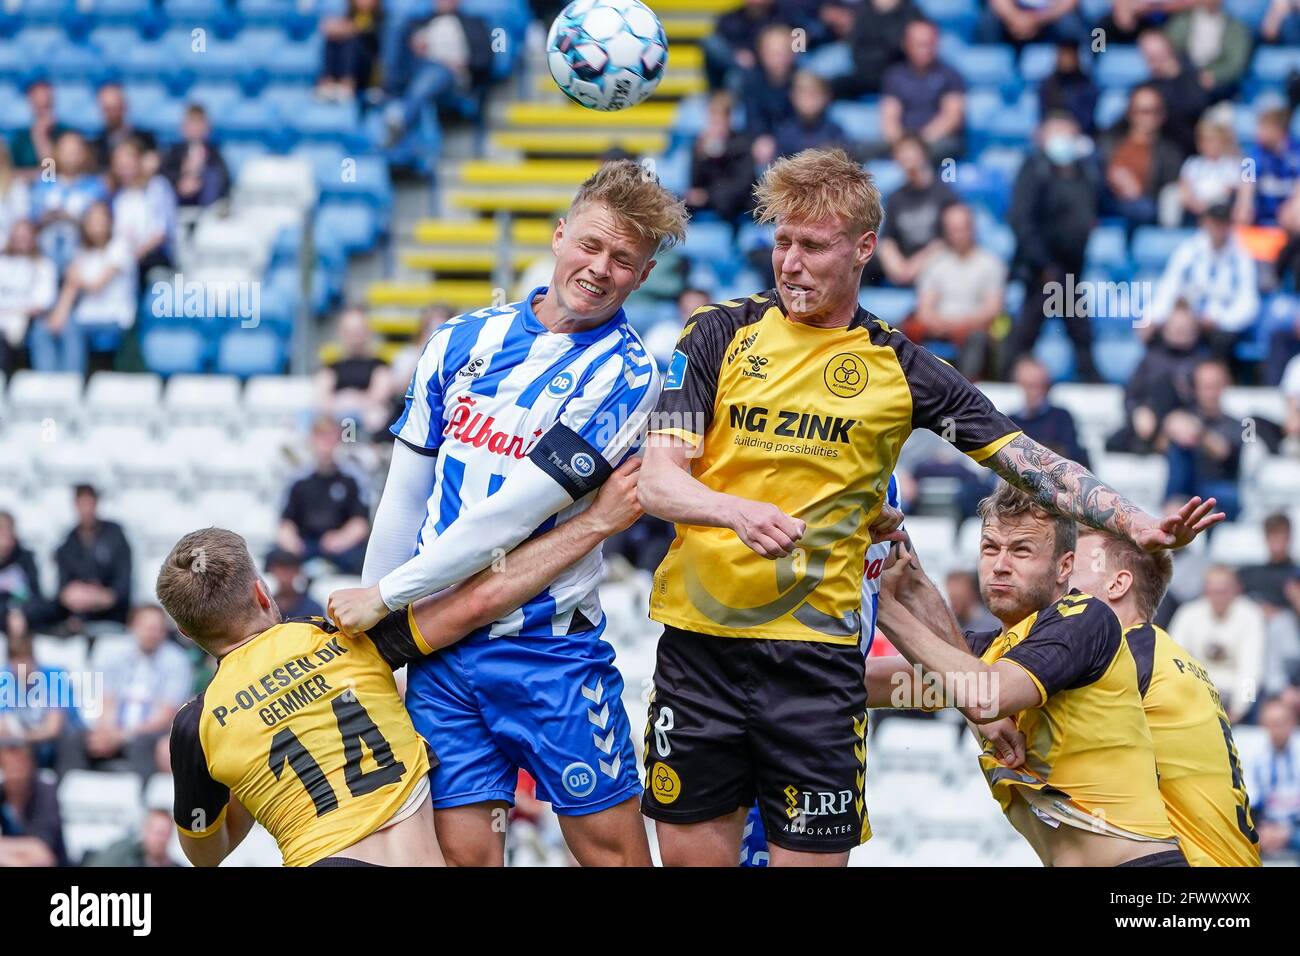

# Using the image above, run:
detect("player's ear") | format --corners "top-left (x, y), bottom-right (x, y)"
top-left (552, 217), bottom-right (565, 256)
top-left (1112, 569), bottom-right (1134, 602)
top-left (1057, 548), bottom-right (1075, 585)
top-left (856, 231), bottom-right (877, 268)
top-left (634, 257), bottom-right (656, 289)
top-left (253, 578), bottom-right (273, 610)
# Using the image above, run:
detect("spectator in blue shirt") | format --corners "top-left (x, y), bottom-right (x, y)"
top-left (1009, 356), bottom-right (1092, 469)
top-left (0, 612), bottom-right (70, 772)
top-left (764, 70), bottom-right (848, 164)
top-left (28, 131), bottom-right (107, 271)
top-left (1237, 106), bottom-right (1300, 227)
top-left (1252, 697), bottom-right (1300, 861)
top-left (75, 604), bottom-right (192, 780)
top-left (981, 0), bottom-right (1089, 49)
top-left (736, 23), bottom-right (797, 140)
top-left (879, 19), bottom-right (965, 160)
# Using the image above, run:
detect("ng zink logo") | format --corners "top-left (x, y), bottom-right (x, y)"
top-left (546, 370), bottom-right (577, 397)
top-left (562, 761), bottom-right (597, 798)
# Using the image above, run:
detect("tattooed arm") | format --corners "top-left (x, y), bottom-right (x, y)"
top-left (984, 434), bottom-right (1224, 551)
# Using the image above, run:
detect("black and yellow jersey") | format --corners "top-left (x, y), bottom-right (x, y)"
top-left (1126, 622), bottom-right (1261, 867)
top-left (648, 291), bottom-right (1020, 643)
top-left (965, 592), bottom-right (1175, 842)
top-left (170, 611), bottom-right (435, 867)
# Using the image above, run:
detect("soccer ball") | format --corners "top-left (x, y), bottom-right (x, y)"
top-left (546, 0), bottom-right (667, 111)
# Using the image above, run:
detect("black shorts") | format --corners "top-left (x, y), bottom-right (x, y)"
top-left (640, 625), bottom-right (870, 853)
top-left (1116, 849), bottom-right (1190, 867)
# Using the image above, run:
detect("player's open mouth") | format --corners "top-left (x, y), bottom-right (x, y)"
top-left (574, 278), bottom-right (606, 299)
top-left (782, 281), bottom-right (813, 296)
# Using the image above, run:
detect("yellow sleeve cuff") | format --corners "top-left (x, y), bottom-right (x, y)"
top-left (647, 427), bottom-right (702, 448)
top-left (964, 430), bottom-right (1022, 463)
top-left (176, 803), bottom-right (228, 839)
top-left (1001, 658), bottom-right (1048, 708)
top-left (407, 604), bottom-right (433, 656)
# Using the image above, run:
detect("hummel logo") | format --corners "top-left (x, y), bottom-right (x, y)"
top-left (743, 354), bottom-right (770, 380)
top-left (458, 357), bottom-right (486, 379)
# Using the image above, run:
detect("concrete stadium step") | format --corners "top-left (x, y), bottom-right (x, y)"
top-left (501, 101), bottom-right (678, 129)
top-left (411, 218), bottom-right (556, 246)
top-left (458, 158), bottom-right (600, 187)
top-left (398, 249), bottom-right (541, 273)
top-left (531, 71), bottom-right (705, 99)
top-left (489, 129), bottom-right (669, 157)
top-left (368, 280), bottom-right (499, 308)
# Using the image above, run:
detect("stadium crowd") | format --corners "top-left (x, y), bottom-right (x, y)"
top-left (3, 0), bottom-right (1300, 865)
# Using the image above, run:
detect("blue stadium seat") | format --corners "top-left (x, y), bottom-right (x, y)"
top-left (803, 42), bottom-right (853, 82)
top-left (680, 220), bottom-right (738, 271)
top-left (316, 154), bottom-right (392, 210)
top-left (185, 80), bottom-right (244, 117)
top-left (1094, 87), bottom-right (1129, 130)
top-left (1132, 227), bottom-right (1195, 273)
top-left (106, 38), bottom-right (189, 92)
top-left (216, 327), bottom-right (288, 377)
top-left (45, 40), bottom-right (110, 84)
top-left (827, 100), bottom-right (880, 140)
top-left (860, 287), bottom-right (917, 326)
top-left (259, 267), bottom-right (304, 326)
top-left (865, 159), bottom-right (904, 197)
top-left (143, 326), bottom-right (209, 375)
top-left (952, 46), bottom-right (1016, 90)
top-left (1094, 333), bottom-right (1145, 384)
top-left (88, 0), bottom-right (158, 28)
top-left (0, 40), bottom-right (29, 84)
top-left (1251, 47), bottom-right (1300, 84)
top-left (916, 0), bottom-right (979, 39)
top-left (18, 0), bottom-right (78, 26)
top-left (246, 30), bottom-right (322, 84)
top-left (0, 83), bottom-right (27, 132)
top-left (11, 26), bottom-right (68, 57)
top-left (284, 97), bottom-right (363, 147)
top-left (208, 96), bottom-right (280, 144)
top-left (236, 0), bottom-right (321, 40)
top-left (1094, 46), bottom-right (1148, 88)
top-left (672, 94), bottom-right (710, 142)
top-left (1227, 0), bottom-right (1272, 29)
top-left (53, 83), bottom-right (102, 133)
top-left (975, 145), bottom-right (1025, 183)
top-left (314, 200), bottom-right (380, 257)
top-left (1085, 224), bottom-right (1130, 277)
top-left (1018, 44), bottom-right (1058, 84)
top-left (953, 161), bottom-right (1009, 217)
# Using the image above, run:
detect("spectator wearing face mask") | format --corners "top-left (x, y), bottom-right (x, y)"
top-left (1003, 110), bottom-right (1102, 381)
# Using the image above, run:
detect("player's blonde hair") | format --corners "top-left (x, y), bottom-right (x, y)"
top-left (752, 147), bottom-right (884, 236)
top-left (156, 527), bottom-right (260, 653)
top-left (568, 158), bottom-right (689, 254)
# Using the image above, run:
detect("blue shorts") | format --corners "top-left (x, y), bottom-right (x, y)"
top-left (739, 803), bottom-right (770, 867)
top-left (404, 621), bottom-right (643, 815)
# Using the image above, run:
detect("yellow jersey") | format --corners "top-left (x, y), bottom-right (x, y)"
top-left (170, 611), bottom-right (435, 867)
top-left (1125, 622), bottom-right (1261, 867)
top-left (648, 291), bottom-right (1020, 643)
top-left (965, 592), bottom-right (1175, 842)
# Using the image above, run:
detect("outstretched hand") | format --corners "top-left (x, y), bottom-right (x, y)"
top-left (1132, 496), bottom-right (1226, 552)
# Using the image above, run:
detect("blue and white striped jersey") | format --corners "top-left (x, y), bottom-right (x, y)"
top-left (859, 473), bottom-right (901, 655)
top-left (390, 286), bottom-right (661, 639)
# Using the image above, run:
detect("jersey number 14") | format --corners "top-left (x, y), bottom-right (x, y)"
top-left (268, 694), bottom-right (407, 817)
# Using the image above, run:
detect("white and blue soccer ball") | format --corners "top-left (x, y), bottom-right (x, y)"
top-left (546, 0), bottom-right (668, 111)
